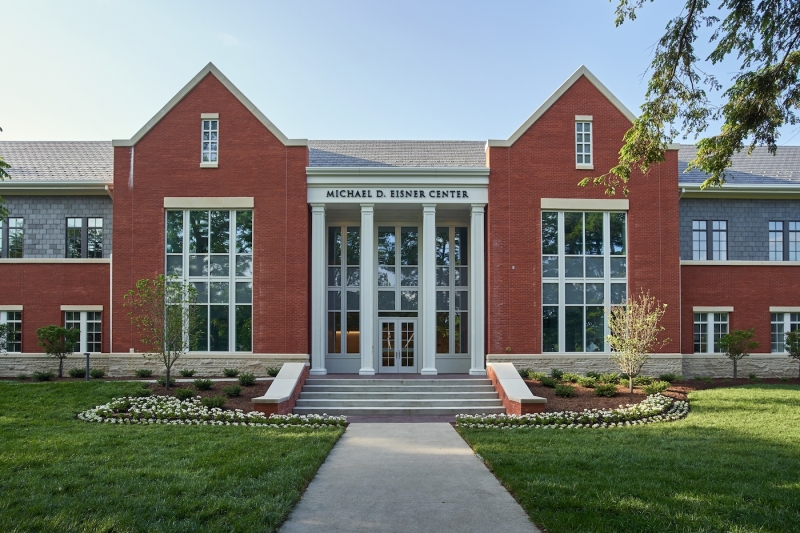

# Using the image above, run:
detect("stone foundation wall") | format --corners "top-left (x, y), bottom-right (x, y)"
top-left (0, 353), bottom-right (310, 378)
top-left (488, 353), bottom-right (799, 378)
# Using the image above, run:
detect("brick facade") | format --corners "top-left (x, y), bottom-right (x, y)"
top-left (486, 75), bottom-right (681, 356)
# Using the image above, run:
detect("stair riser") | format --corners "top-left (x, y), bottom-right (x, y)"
top-left (304, 379), bottom-right (492, 386)
top-left (302, 386), bottom-right (497, 393)
top-left (296, 400), bottom-right (503, 408)
top-left (294, 407), bottom-right (507, 416)
top-left (299, 392), bottom-right (499, 400)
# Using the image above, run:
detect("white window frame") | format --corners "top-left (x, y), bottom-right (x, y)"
top-left (692, 220), bottom-right (707, 260)
top-left (769, 221), bottom-right (784, 261)
top-left (575, 116), bottom-right (593, 170)
top-left (789, 222), bottom-right (799, 261)
top-left (711, 220), bottom-right (727, 260)
top-left (693, 311), bottom-right (729, 354)
top-left (0, 307), bottom-right (23, 353)
top-left (63, 309), bottom-right (102, 353)
top-left (771, 311), bottom-right (800, 353)
top-left (200, 113), bottom-right (219, 168)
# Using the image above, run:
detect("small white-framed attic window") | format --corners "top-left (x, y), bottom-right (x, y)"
top-left (201, 113), bottom-right (219, 168)
top-left (575, 115), bottom-right (593, 170)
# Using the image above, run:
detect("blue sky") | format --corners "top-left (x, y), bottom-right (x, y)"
top-left (2, 0), bottom-right (798, 144)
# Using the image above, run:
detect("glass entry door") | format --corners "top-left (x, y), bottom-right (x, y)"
top-left (379, 319), bottom-right (417, 373)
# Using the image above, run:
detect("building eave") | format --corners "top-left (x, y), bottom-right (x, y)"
top-left (679, 183), bottom-right (800, 199)
top-left (0, 180), bottom-right (112, 196)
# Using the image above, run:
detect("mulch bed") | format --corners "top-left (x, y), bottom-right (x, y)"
top-left (526, 377), bottom-right (800, 412)
top-left (145, 382), bottom-right (271, 411)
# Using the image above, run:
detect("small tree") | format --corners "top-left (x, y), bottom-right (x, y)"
top-left (36, 325), bottom-right (81, 378)
top-left (784, 330), bottom-right (800, 379)
top-left (0, 323), bottom-right (10, 354)
top-left (124, 275), bottom-right (199, 389)
top-left (718, 328), bottom-right (759, 379)
top-left (606, 290), bottom-right (670, 393)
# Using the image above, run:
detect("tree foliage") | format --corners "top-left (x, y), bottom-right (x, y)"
top-left (0, 323), bottom-right (10, 354)
top-left (124, 275), bottom-right (200, 389)
top-left (36, 325), bottom-right (81, 378)
top-left (606, 290), bottom-right (670, 393)
top-left (718, 328), bottom-right (759, 378)
top-left (583, 0), bottom-right (800, 195)
top-left (784, 329), bottom-right (800, 378)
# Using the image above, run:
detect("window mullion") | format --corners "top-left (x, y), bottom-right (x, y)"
top-left (229, 210), bottom-right (235, 352)
top-left (558, 212), bottom-right (565, 354)
top-left (603, 212), bottom-right (611, 351)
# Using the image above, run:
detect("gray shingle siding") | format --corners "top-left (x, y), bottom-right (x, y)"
top-left (3, 196), bottom-right (113, 258)
top-left (679, 198), bottom-right (800, 260)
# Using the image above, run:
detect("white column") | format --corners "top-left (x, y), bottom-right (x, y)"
top-left (310, 204), bottom-right (327, 375)
top-left (421, 204), bottom-right (438, 375)
top-left (469, 204), bottom-right (486, 376)
top-left (359, 204), bottom-right (376, 375)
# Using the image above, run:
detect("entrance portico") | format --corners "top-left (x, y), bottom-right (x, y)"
top-left (307, 167), bottom-right (488, 376)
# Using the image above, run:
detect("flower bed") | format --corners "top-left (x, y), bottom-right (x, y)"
top-left (456, 394), bottom-right (688, 429)
top-left (78, 395), bottom-right (347, 427)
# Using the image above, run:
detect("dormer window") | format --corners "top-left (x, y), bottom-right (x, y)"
top-left (575, 116), bottom-right (593, 169)
top-left (201, 113), bottom-right (219, 167)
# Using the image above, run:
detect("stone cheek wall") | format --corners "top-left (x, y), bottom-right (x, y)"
top-left (0, 354), bottom-right (310, 378)
top-left (3, 195), bottom-right (114, 258)
top-left (679, 198), bottom-right (800, 261)
top-left (489, 354), bottom-right (799, 378)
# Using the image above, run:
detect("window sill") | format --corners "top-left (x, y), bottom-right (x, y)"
top-left (200, 162), bottom-right (218, 169)
top-left (576, 163), bottom-right (594, 170)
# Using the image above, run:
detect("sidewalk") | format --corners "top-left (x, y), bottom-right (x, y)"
top-left (279, 423), bottom-right (540, 533)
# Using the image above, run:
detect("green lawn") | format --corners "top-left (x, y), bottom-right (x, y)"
top-left (459, 385), bottom-right (800, 533)
top-left (0, 381), bottom-right (343, 533)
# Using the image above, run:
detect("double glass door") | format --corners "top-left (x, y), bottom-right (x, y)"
top-left (379, 319), bottom-right (417, 373)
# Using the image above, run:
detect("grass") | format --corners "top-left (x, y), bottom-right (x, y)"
top-left (459, 385), bottom-right (800, 533)
top-left (0, 380), bottom-right (343, 533)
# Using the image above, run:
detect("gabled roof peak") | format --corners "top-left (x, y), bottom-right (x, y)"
top-left (487, 65), bottom-right (636, 147)
top-left (112, 62), bottom-right (307, 148)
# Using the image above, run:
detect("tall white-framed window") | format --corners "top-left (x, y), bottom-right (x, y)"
top-left (201, 118), bottom-right (219, 164)
top-left (0, 310), bottom-right (22, 353)
top-left (166, 209), bottom-right (253, 352)
top-left (65, 311), bottom-right (102, 353)
top-left (327, 225), bottom-right (360, 355)
top-left (542, 211), bottom-right (627, 353)
top-left (575, 121), bottom-right (592, 167)
top-left (694, 312), bottom-right (728, 353)
top-left (712, 220), bottom-right (727, 260)
top-left (692, 220), bottom-right (707, 260)
top-left (435, 226), bottom-right (469, 355)
top-left (771, 312), bottom-right (800, 352)
top-left (769, 221), bottom-right (783, 261)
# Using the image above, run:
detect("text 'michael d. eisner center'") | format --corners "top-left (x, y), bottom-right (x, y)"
top-left (1, 63), bottom-right (799, 381)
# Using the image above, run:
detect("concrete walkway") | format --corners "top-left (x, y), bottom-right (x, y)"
top-left (279, 423), bottom-right (541, 533)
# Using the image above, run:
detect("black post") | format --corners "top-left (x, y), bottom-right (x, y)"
top-left (85, 352), bottom-right (90, 381)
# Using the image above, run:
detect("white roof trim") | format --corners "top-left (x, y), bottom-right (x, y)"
top-left (112, 63), bottom-right (307, 148)
top-left (487, 65), bottom-right (637, 148)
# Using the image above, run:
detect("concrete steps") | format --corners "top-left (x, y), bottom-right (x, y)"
top-left (293, 378), bottom-right (505, 416)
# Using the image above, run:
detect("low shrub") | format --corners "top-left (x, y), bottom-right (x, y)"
top-left (156, 377), bottom-right (176, 387)
top-left (179, 369), bottom-right (195, 377)
top-left (560, 372), bottom-right (580, 383)
top-left (239, 372), bottom-right (256, 386)
top-left (527, 371), bottom-right (547, 381)
top-left (17, 374), bottom-right (29, 380)
top-left (33, 371), bottom-right (55, 382)
top-left (749, 373), bottom-right (758, 380)
top-left (134, 369), bottom-right (153, 378)
top-left (585, 371), bottom-right (601, 379)
top-left (222, 368), bottom-right (240, 378)
top-left (193, 378), bottom-right (213, 391)
top-left (594, 383), bottom-right (618, 397)
top-left (643, 380), bottom-right (670, 395)
top-left (175, 388), bottom-right (195, 401)
top-left (68, 367), bottom-right (85, 378)
top-left (633, 375), bottom-right (654, 386)
top-left (89, 368), bottom-right (105, 379)
top-left (555, 384), bottom-right (576, 397)
top-left (266, 366), bottom-right (281, 378)
top-left (133, 388), bottom-right (153, 397)
top-left (540, 376), bottom-right (557, 388)
top-left (517, 366), bottom-right (530, 378)
top-left (223, 385), bottom-right (242, 397)
top-left (550, 368), bottom-right (564, 379)
top-left (658, 373), bottom-right (681, 383)
top-left (598, 372), bottom-right (621, 384)
top-left (201, 395), bottom-right (227, 408)
top-left (577, 376), bottom-right (597, 388)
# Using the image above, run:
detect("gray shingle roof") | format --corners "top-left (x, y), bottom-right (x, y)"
top-left (309, 140), bottom-right (486, 168)
top-left (678, 144), bottom-right (800, 186)
top-left (0, 141), bottom-right (113, 181)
